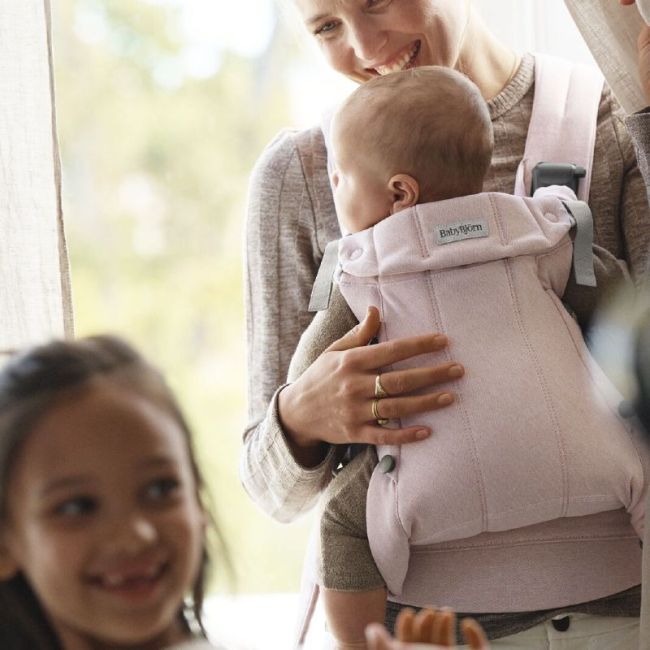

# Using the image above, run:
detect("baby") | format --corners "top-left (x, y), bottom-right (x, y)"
top-left (330, 67), bottom-right (493, 233)
top-left (318, 64), bottom-right (494, 650)
top-left (310, 66), bottom-right (648, 649)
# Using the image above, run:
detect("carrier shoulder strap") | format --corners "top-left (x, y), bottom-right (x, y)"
top-left (514, 53), bottom-right (603, 202)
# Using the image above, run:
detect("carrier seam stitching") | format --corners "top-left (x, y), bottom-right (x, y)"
top-left (412, 532), bottom-right (639, 554)
top-left (413, 205), bottom-right (429, 259)
top-left (425, 269), bottom-right (489, 531)
top-left (504, 257), bottom-right (570, 517)
top-left (546, 288), bottom-right (646, 507)
top-left (489, 193), bottom-right (507, 245)
top-left (374, 252), bottom-right (408, 541)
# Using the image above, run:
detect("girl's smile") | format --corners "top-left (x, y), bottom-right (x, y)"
top-left (86, 556), bottom-right (170, 604)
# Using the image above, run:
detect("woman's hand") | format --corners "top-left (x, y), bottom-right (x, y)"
top-left (278, 306), bottom-right (464, 464)
top-left (365, 608), bottom-right (489, 650)
top-left (619, 0), bottom-right (650, 103)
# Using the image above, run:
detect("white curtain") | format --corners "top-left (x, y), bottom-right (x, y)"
top-left (475, 0), bottom-right (647, 114)
top-left (473, 0), bottom-right (596, 64)
top-left (0, 0), bottom-right (72, 358)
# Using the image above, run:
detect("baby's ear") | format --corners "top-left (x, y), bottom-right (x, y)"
top-left (389, 174), bottom-right (419, 213)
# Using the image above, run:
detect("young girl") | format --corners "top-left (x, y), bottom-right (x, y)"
top-left (0, 335), bottom-right (217, 650)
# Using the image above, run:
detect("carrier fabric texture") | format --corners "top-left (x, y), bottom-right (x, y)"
top-left (337, 189), bottom-right (649, 608)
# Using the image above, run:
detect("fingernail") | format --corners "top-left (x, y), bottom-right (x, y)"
top-left (415, 428), bottom-right (430, 439)
top-left (365, 625), bottom-right (381, 641)
top-left (434, 334), bottom-right (448, 347)
top-left (437, 392), bottom-right (454, 406)
top-left (448, 364), bottom-right (464, 378)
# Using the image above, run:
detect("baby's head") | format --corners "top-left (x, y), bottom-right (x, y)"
top-left (0, 336), bottom-right (211, 649)
top-left (331, 66), bottom-right (494, 233)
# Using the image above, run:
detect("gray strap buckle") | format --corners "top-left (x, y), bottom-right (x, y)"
top-left (562, 200), bottom-right (597, 288)
top-left (308, 239), bottom-right (340, 312)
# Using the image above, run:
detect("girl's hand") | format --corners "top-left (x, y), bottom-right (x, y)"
top-left (619, 0), bottom-right (650, 103)
top-left (278, 307), bottom-right (464, 463)
top-left (365, 608), bottom-right (489, 650)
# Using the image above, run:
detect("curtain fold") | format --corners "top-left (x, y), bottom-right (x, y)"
top-left (0, 0), bottom-right (73, 358)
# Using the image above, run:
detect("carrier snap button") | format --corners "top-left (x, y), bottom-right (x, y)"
top-left (551, 616), bottom-right (570, 632)
top-left (378, 455), bottom-right (395, 473)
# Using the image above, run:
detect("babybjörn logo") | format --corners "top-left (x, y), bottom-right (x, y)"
top-left (435, 219), bottom-right (489, 245)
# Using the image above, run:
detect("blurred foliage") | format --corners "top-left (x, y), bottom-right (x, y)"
top-left (53, 0), bottom-right (314, 593)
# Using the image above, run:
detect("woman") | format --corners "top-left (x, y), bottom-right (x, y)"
top-left (621, 0), bottom-right (650, 201)
top-left (242, 0), bottom-right (650, 645)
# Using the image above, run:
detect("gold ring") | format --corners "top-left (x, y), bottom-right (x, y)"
top-left (372, 398), bottom-right (389, 426)
top-left (374, 374), bottom-right (390, 399)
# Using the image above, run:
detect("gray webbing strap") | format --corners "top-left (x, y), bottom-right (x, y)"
top-left (308, 239), bottom-right (340, 312)
top-left (563, 200), bottom-right (597, 288)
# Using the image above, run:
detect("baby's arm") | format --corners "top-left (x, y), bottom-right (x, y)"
top-left (319, 446), bottom-right (386, 648)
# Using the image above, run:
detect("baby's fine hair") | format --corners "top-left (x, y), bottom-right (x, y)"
top-left (0, 335), bottom-right (212, 650)
top-left (337, 66), bottom-right (494, 202)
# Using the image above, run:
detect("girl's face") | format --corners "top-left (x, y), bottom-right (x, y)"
top-left (293, 0), bottom-right (469, 83)
top-left (0, 381), bottom-right (205, 649)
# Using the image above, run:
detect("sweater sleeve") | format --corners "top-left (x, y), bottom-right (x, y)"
top-left (243, 129), bottom-right (321, 423)
top-left (625, 109), bottom-right (650, 216)
top-left (240, 127), bottom-right (349, 521)
top-left (611, 95), bottom-right (650, 285)
top-left (239, 285), bottom-right (358, 521)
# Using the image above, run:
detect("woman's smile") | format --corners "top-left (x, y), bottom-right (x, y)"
top-left (294, 0), bottom-right (470, 85)
top-left (371, 40), bottom-right (421, 76)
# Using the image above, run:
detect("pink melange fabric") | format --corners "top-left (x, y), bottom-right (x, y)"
top-left (337, 189), bottom-right (650, 609)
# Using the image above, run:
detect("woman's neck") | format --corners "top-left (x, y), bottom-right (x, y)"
top-left (456, 6), bottom-right (521, 101)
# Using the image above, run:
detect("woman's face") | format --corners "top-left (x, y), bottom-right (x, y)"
top-left (294, 0), bottom-right (470, 83)
top-left (0, 381), bottom-right (205, 649)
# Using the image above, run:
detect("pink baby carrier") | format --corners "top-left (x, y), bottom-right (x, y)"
top-left (338, 186), bottom-right (646, 599)
top-left (295, 54), bottom-right (642, 645)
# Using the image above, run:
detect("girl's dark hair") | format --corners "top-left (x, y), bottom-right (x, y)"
top-left (0, 335), bottom-right (214, 649)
